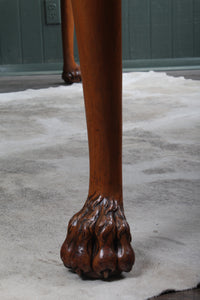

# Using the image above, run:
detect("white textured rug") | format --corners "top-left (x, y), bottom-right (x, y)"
top-left (0, 72), bottom-right (200, 300)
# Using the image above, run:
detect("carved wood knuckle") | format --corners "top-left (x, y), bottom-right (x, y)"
top-left (61, 194), bottom-right (135, 279)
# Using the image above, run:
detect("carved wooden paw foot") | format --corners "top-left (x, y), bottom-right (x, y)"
top-left (62, 64), bottom-right (81, 84)
top-left (60, 194), bottom-right (135, 279)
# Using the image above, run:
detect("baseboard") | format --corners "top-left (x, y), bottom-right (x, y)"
top-left (0, 58), bottom-right (200, 76)
top-left (123, 58), bottom-right (200, 71)
top-left (0, 63), bottom-right (63, 76)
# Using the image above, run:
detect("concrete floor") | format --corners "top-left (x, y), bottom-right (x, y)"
top-left (0, 69), bottom-right (200, 94)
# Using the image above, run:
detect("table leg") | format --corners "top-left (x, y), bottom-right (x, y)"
top-left (60, 0), bottom-right (81, 84)
top-left (61, 0), bottom-right (135, 279)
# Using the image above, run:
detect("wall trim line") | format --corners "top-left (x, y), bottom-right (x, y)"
top-left (0, 58), bottom-right (200, 76)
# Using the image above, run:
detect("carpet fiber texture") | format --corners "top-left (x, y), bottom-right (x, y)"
top-left (0, 72), bottom-right (200, 300)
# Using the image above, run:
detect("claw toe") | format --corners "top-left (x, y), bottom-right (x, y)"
top-left (60, 195), bottom-right (134, 279)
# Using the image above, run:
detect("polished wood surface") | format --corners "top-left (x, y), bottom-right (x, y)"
top-left (60, 0), bottom-right (81, 84)
top-left (60, 0), bottom-right (135, 279)
top-left (61, 194), bottom-right (134, 279)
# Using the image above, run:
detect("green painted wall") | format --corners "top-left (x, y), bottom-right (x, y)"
top-left (0, 0), bottom-right (64, 65)
top-left (0, 0), bottom-right (200, 74)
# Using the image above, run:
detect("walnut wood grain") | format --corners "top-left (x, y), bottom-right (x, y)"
top-left (60, 0), bottom-right (81, 84)
top-left (61, 194), bottom-right (135, 278)
top-left (60, 0), bottom-right (135, 279)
